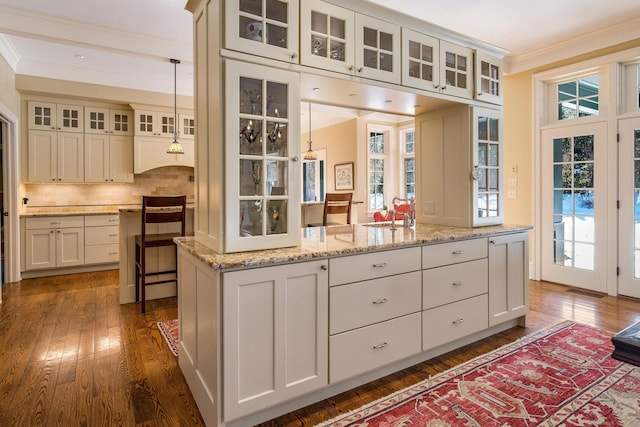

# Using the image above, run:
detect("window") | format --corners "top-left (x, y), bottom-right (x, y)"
top-left (557, 77), bottom-right (599, 120)
top-left (368, 130), bottom-right (386, 211)
top-left (400, 128), bottom-right (415, 198)
top-left (302, 149), bottom-right (326, 203)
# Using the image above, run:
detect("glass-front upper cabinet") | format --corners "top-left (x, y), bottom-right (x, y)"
top-left (225, 0), bottom-right (300, 64)
top-left (355, 14), bottom-right (401, 84)
top-left (475, 51), bottom-right (503, 105)
top-left (401, 28), bottom-right (440, 93)
top-left (300, 0), bottom-right (354, 75)
top-left (472, 107), bottom-right (504, 225)
top-left (225, 59), bottom-right (301, 252)
top-left (28, 101), bottom-right (84, 132)
top-left (440, 41), bottom-right (473, 99)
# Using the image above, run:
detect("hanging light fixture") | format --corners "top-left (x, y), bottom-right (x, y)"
top-left (303, 102), bottom-right (317, 160)
top-left (167, 58), bottom-right (185, 154)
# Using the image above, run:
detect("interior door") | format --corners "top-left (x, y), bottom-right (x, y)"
top-left (618, 117), bottom-right (640, 298)
top-left (540, 122), bottom-right (607, 291)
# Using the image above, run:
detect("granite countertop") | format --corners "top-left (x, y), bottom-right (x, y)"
top-left (20, 203), bottom-right (196, 217)
top-left (174, 223), bottom-right (532, 271)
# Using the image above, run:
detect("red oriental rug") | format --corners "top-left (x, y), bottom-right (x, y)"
top-left (158, 319), bottom-right (179, 357)
top-left (317, 321), bottom-right (640, 427)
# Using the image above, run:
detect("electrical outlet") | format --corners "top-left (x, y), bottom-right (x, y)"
top-left (511, 164), bottom-right (519, 174)
top-left (424, 201), bottom-right (435, 214)
top-left (508, 177), bottom-right (517, 186)
top-left (508, 190), bottom-right (517, 199)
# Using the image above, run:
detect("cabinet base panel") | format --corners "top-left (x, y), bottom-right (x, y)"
top-left (21, 263), bottom-right (118, 279)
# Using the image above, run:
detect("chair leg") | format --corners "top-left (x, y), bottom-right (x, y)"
top-left (141, 246), bottom-right (146, 314)
top-left (135, 243), bottom-right (140, 303)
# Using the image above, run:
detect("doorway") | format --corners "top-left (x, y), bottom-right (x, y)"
top-left (540, 122), bottom-right (608, 292)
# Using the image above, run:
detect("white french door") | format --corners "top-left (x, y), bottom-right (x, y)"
top-left (540, 122), bottom-right (607, 291)
top-left (618, 117), bottom-right (640, 298)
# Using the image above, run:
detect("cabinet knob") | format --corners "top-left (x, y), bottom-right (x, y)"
top-left (291, 156), bottom-right (299, 162)
top-left (357, 67), bottom-right (364, 73)
top-left (441, 85), bottom-right (447, 90)
top-left (290, 52), bottom-right (298, 60)
top-left (320, 264), bottom-right (328, 271)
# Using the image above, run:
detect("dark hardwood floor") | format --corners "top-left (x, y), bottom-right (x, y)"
top-left (1, 271), bottom-right (639, 426)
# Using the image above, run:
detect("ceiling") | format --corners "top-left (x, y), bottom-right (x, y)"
top-left (1, 0), bottom-right (640, 124)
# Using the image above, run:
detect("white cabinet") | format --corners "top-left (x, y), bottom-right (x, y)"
top-left (85, 107), bottom-right (133, 136)
top-left (28, 101), bottom-right (84, 132)
top-left (24, 216), bottom-right (85, 270)
top-left (225, 0), bottom-right (300, 64)
top-left (416, 105), bottom-right (503, 227)
top-left (28, 130), bottom-right (84, 182)
top-left (133, 108), bottom-right (195, 172)
top-left (488, 232), bottom-right (529, 326)
top-left (475, 50), bottom-right (503, 105)
top-left (401, 32), bottom-right (472, 99)
top-left (85, 134), bottom-right (134, 182)
top-left (135, 109), bottom-right (175, 137)
top-left (224, 59), bottom-right (300, 252)
top-left (222, 260), bottom-right (328, 420)
top-left (421, 238), bottom-right (489, 350)
top-left (300, 0), bottom-right (400, 84)
top-left (85, 215), bottom-right (119, 264)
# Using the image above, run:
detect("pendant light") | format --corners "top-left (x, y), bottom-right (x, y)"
top-left (303, 102), bottom-right (317, 160)
top-left (166, 58), bottom-right (185, 154)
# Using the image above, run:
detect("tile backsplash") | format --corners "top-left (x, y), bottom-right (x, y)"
top-left (22, 166), bottom-right (195, 207)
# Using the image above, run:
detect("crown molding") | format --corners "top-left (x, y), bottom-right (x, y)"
top-left (0, 34), bottom-right (20, 71)
top-left (505, 15), bottom-right (640, 74)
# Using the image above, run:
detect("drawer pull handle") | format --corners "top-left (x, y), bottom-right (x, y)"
top-left (50, 221), bottom-right (60, 225)
top-left (452, 281), bottom-right (464, 286)
top-left (452, 250), bottom-right (464, 255)
top-left (108, 234), bottom-right (118, 237)
top-left (452, 318), bottom-right (465, 324)
top-left (372, 298), bottom-right (388, 305)
top-left (108, 252), bottom-right (118, 255)
top-left (373, 342), bottom-right (388, 350)
top-left (372, 263), bottom-right (387, 268)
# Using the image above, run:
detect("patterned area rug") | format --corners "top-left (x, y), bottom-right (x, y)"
top-left (318, 321), bottom-right (640, 427)
top-left (158, 319), bottom-right (179, 357)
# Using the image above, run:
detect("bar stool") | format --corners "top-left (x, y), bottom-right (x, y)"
top-left (135, 195), bottom-right (186, 314)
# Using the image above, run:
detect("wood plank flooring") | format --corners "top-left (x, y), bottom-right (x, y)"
top-left (1, 272), bottom-right (639, 426)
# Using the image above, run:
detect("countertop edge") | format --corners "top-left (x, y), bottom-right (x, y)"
top-left (175, 224), bottom-right (532, 271)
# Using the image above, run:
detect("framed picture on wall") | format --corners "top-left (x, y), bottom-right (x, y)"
top-left (334, 162), bottom-right (354, 191)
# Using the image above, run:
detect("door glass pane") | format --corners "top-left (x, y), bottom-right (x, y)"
top-left (311, 11), bottom-right (327, 33)
top-left (239, 118), bottom-right (262, 155)
top-left (408, 41), bottom-right (419, 59)
top-left (364, 49), bottom-right (377, 69)
top-left (379, 32), bottom-right (392, 51)
top-left (239, 0), bottom-right (262, 16)
top-left (240, 77), bottom-right (263, 115)
top-left (311, 35), bottom-right (327, 57)
top-left (380, 53), bottom-right (392, 72)
top-left (266, 81), bottom-right (288, 118)
top-left (634, 130), bottom-right (640, 277)
top-left (266, 23), bottom-right (287, 48)
top-left (266, 121), bottom-right (287, 156)
top-left (266, 0), bottom-right (287, 23)
top-left (363, 27), bottom-right (377, 48)
top-left (240, 159), bottom-right (263, 196)
top-left (240, 200), bottom-right (263, 237)
top-left (552, 135), bottom-right (595, 270)
top-left (330, 40), bottom-right (345, 61)
top-left (330, 17), bottom-right (345, 39)
top-left (240, 17), bottom-right (264, 42)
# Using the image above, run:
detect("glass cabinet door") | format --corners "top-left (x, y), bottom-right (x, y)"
top-left (354, 14), bottom-right (400, 84)
top-left (225, 0), bottom-right (300, 64)
top-left (439, 41), bottom-right (473, 99)
top-left (226, 60), bottom-right (300, 252)
top-left (300, 0), bottom-right (354, 75)
top-left (475, 51), bottom-right (503, 105)
top-left (472, 107), bottom-right (504, 225)
top-left (401, 28), bottom-right (440, 93)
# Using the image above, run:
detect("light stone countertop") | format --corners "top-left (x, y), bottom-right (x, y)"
top-left (175, 223), bottom-right (532, 271)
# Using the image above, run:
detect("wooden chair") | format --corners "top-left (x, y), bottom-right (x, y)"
top-left (309, 192), bottom-right (352, 226)
top-left (135, 195), bottom-right (186, 314)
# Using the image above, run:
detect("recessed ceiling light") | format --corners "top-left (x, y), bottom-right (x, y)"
top-left (312, 87), bottom-right (320, 92)
top-left (74, 54), bottom-right (86, 60)
top-left (348, 93), bottom-right (357, 97)
top-left (385, 99), bottom-right (392, 103)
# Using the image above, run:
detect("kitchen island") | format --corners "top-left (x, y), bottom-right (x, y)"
top-left (175, 222), bottom-right (531, 427)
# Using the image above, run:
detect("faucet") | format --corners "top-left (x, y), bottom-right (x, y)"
top-left (392, 196), bottom-right (415, 227)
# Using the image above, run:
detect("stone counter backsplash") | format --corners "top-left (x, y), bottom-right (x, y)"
top-left (21, 166), bottom-right (195, 210)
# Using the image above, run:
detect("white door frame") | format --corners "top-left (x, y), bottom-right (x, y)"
top-left (0, 102), bottom-right (21, 296)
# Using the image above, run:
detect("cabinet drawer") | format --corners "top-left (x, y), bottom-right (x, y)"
top-left (85, 214), bottom-right (119, 226)
top-left (85, 225), bottom-right (119, 244)
top-left (423, 259), bottom-right (488, 309)
top-left (422, 238), bottom-right (487, 269)
top-left (422, 294), bottom-right (488, 351)
top-left (85, 243), bottom-right (119, 264)
top-left (330, 271), bottom-right (421, 335)
top-left (330, 313), bottom-right (421, 383)
top-left (329, 247), bottom-right (421, 286)
top-left (25, 216), bottom-right (84, 230)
